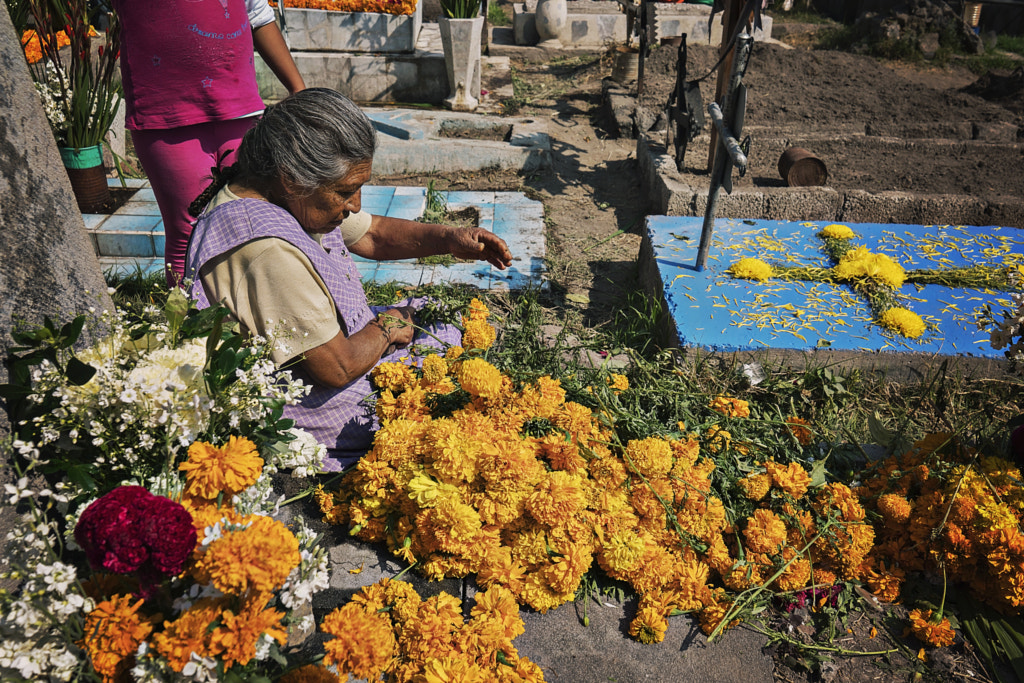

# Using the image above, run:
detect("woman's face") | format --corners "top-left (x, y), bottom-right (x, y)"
top-left (282, 160), bottom-right (373, 234)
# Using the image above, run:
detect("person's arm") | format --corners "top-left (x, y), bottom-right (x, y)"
top-left (252, 22), bottom-right (306, 94)
top-left (347, 215), bottom-right (513, 270)
top-left (300, 307), bottom-right (416, 388)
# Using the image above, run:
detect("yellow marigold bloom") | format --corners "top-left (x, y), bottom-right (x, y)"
top-left (833, 246), bottom-right (906, 289)
top-left (625, 437), bottom-right (674, 478)
top-left (978, 501), bottom-right (1019, 531)
top-left (425, 418), bottom-right (479, 483)
top-left (322, 602), bottom-right (397, 681)
top-left (785, 416), bottom-right (813, 446)
top-left (371, 361), bottom-right (416, 392)
top-left (709, 395), bottom-right (750, 418)
top-left (152, 599), bottom-right (222, 672)
top-left (878, 307), bottom-right (926, 338)
top-left (457, 358), bottom-right (503, 399)
top-left (698, 597), bottom-right (737, 636)
top-left (629, 606), bottom-right (669, 644)
top-left (775, 551), bottom-right (812, 593)
top-left (703, 425), bottom-right (732, 454)
top-left (526, 471), bottom-right (586, 527)
top-left (413, 657), bottom-right (490, 683)
top-left (446, 345), bottom-right (465, 361)
top-left (729, 257), bottom-right (774, 281)
top-left (737, 473), bottom-right (771, 501)
top-left (79, 594), bottom-right (153, 683)
top-left (279, 665), bottom-right (339, 683)
top-left (908, 608), bottom-right (956, 648)
top-left (877, 493), bottom-right (913, 525)
top-left (607, 373), bottom-right (629, 393)
top-left (180, 436), bottom-right (263, 500)
top-left (463, 318), bottom-right (497, 351)
top-left (210, 594), bottom-right (287, 669)
top-left (818, 223), bottom-right (855, 240)
top-left (421, 353), bottom-right (449, 385)
top-left (764, 460), bottom-right (811, 498)
top-left (864, 561), bottom-right (905, 604)
top-left (600, 530), bottom-right (645, 574)
top-left (467, 297), bottom-right (490, 321)
top-left (194, 515), bottom-right (300, 596)
top-left (744, 509), bottom-right (787, 555)
top-left (425, 499), bottom-right (483, 554)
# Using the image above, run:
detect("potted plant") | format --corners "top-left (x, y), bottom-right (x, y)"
top-left (438, 0), bottom-right (484, 111)
top-left (24, 0), bottom-right (121, 213)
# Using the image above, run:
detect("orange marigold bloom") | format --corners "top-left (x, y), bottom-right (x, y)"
top-left (526, 470), bottom-right (586, 527)
top-left (457, 358), bottom-right (503, 399)
top-left (764, 460), bottom-right (811, 498)
top-left (607, 373), bottom-right (629, 393)
top-left (322, 602), bottom-right (397, 680)
top-left (709, 396), bottom-right (750, 418)
top-left (737, 472), bottom-right (771, 501)
top-left (152, 599), bottom-right (222, 671)
top-left (421, 353), bottom-right (449, 385)
top-left (371, 361), bottom-right (416, 392)
top-left (629, 606), bottom-right (669, 644)
top-left (180, 436), bottom-right (264, 500)
top-left (877, 493), bottom-right (913, 526)
top-left (785, 416), bottom-right (813, 446)
top-left (463, 318), bottom-right (497, 351)
top-left (744, 509), bottom-right (787, 555)
top-left (625, 436), bottom-right (673, 478)
top-left (194, 515), bottom-right (301, 595)
top-left (703, 425), bottom-right (732, 453)
top-left (908, 608), bottom-right (956, 648)
top-left (79, 594), bottom-right (153, 683)
top-left (209, 593), bottom-right (287, 670)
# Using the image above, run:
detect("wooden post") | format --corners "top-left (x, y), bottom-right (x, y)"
top-left (706, 0), bottom-right (744, 171)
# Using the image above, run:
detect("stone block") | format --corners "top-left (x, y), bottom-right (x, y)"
top-left (280, 2), bottom-right (422, 53)
top-left (649, 3), bottom-right (772, 44)
top-left (513, 1), bottom-right (626, 46)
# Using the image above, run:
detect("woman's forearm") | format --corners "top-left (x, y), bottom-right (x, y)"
top-left (252, 22), bottom-right (306, 94)
top-left (298, 311), bottom-right (412, 388)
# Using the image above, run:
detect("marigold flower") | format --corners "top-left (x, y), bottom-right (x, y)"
top-left (879, 307), bottom-right (926, 338)
top-left (463, 318), bottom-right (497, 351)
top-left (152, 599), bottom-right (222, 671)
top-left (908, 608), bottom-right (956, 648)
top-left (607, 373), bottom-right (629, 393)
top-left (321, 602), bottom-right (397, 680)
top-left (729, 257), bottom-right (774, 281)
top-left (526, 470), bottom-right (586, 527)
top-left (877, 493), bottom-right (913, 525)
top-left (818, 223), bottom-right (855, 240)
top-left (458, 358), bottom-right (503, 399)
top-left (785, 416), bottom-right (813, 446)
top-left (372, 361), bottom-right (416, 392)
top-left (764, 460), bottom-right (811, 498)
top-left (421, 353), bottom-right (449, 385)
top-left (629, 606), bottom-right (669, 644)
top-left (709, 395), bottom-right (750, 418)
top-left (833, 246), bottom-right (906, 289)
top-left (703, 425), bottom-right (732, 453)
top-left (79, 594), bottom-right (153, 683)
top-left (744, 509), bottom-right (788, 555)
top-left (180, 436), bottom-right (264, 500)
top-left (210, 593), bottom-right (287, 669)
top-left (625, 436), bottom-right (673, 478)
top-left (193, 514), bottom-right (301, 595)
top-left (737, 473), bottom-right (771, 501)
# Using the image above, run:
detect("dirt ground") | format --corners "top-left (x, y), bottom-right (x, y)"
top-left (368, 25), bottom-right (1024, 682)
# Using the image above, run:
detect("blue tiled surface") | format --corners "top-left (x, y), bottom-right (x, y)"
top-left (84, 184), bottom-right (546, 290)
top-left (646, 216), bottom-right (1023, 357)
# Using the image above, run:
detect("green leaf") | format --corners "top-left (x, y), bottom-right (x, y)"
top-left (268, 642), bottom-right (288, 667)
top-left (65, 356), bottom-right (97, 386)
top-left (58, 315), bottom-right (87, 348)
top-left (66, 464), bottom-right (98, 492)
top-left (808, 459), bottom-right (828, 487)
top-left (867, 413), bottom-right (895, 449)
top-left (164, 287), bottom-right (191, 340)
top-left (992, 620), bottom-right (1024, 682)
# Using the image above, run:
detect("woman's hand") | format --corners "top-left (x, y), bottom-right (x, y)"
top-left (446, 228), bottom-right (513, 270)
top-left (377, 306), bottom-right (416, 350)
top-left (299, 306), bottom-right (416, 388)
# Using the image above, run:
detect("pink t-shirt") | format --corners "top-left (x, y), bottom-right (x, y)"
top-left (114, 0), bottom-right (268, 130)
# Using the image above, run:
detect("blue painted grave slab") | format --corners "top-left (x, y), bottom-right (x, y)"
top-left (646, 216), bottom-right (1023, 358)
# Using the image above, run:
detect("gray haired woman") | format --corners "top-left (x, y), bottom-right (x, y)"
top-left (185, 88), bottom-right (513, 470)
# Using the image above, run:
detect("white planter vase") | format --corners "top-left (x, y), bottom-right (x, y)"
top-left (534, 0), bottom-right (567, 48)
top-left (438, 16), bottom-right (484, 112)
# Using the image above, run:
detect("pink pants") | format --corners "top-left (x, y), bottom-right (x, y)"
top-left (131, 117), bottom-right (258, 287)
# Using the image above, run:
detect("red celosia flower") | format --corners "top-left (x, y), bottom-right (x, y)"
top-left (75, 486), bottom-right (197, 591)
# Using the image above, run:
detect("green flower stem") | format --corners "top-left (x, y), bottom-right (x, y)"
top-left (280, 473), bottom-right (345, 507)
top-left (748, 622), bottom-right (899, 657)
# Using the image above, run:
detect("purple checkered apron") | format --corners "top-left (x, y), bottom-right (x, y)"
top-left (185, 198), bottom-right (461, 470)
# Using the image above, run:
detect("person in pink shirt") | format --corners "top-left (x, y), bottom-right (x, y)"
top-left (112, 0), bottom-right (305, 285)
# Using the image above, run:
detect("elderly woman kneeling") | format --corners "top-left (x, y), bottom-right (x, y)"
top-left (185, 88), bottom-right (512, 471)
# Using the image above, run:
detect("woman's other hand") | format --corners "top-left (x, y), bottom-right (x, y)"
top-left (447, 227), bottom-right (513, 270)
top-left (378, 306), bottom-right (416, 349)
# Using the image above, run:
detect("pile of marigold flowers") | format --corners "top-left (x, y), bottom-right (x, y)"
top-left (289, 579), bottom-right (545, 682)
top-left (316, 300), bottom-right (878, 644)
top-left (857, 432), bottom-right (1024, 642)
top-left (270, 0), bottom-right (417, 15)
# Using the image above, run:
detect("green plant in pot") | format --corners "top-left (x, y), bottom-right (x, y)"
top-left (439, 0), bottom-right (481, 18)
top-left (26, 0), bottom-right (122, 212)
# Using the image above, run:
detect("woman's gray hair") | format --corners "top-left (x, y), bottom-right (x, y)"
top-left (237, 88), bottom-right (377, 195)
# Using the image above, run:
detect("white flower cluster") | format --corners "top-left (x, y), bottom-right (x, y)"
top-left (279, 516), bottom-right (330, 610)
top-left (273, 427), bottom-right (327, 478)
top-left (990, 272), bottom-right (1024, 366)
top-left (32, 62), bottom-right (69, 142)
top-left (0, 470), bottom-right (91, 682)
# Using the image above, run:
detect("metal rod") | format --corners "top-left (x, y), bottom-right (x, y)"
top-left (707, 103), bottom-right (747, 171)
top-left (695, 32), bottom-right (753, 272)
